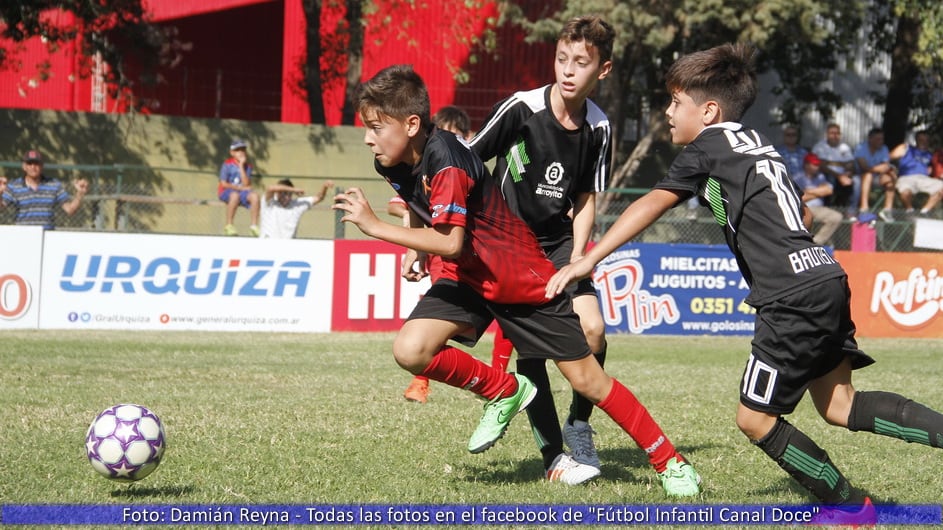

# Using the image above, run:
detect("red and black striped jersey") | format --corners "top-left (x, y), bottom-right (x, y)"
top-left (656, 123), bottom-right (846, 306)
top-left (470, 85), bottom-right (611, 246)
top-left (377, 127), bottom-right (557, 305)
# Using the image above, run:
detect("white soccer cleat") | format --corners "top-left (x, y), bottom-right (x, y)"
top-left (545, 453), bottom-right (600, 485)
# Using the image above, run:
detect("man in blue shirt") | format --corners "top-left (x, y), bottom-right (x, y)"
top-left (775, 125), bottom-right (808, 179)
top-left (0, 150), bottom-right (87, 229)
top-left (854, 127), bottom-right (897, 221)
top-left (890, 131), bottom-right (942, 217)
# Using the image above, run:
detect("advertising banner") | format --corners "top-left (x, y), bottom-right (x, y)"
top-left (0, 226), bottom-right (44, 329)
top-left (331, 239), bottom-right (431, 331)
top-left (836, 251), bottom-right (943, 338)
top-left (39, 232), bottom-right (332, 332)
top-left (594, 243), bottom-right (754, 335)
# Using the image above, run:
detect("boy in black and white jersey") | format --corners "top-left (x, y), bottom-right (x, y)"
top-left (471, 16), bottom-right (695, 490)
top-left (547, 43), bottom-right (943, 522)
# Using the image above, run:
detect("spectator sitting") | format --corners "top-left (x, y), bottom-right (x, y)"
top-left (258, 178), bottom-right (333, 239)
top-left (854, 127), bottom-right (897, 222)
top-left (794, 153), bottom-right (843, 246)
top-left (890, 130), bottom-right (942, 217)
top-left (813, 123), bottom-right (859, 218)
top-left (218, 139), bottom-right (261, 236)
top-left (0, 150), bottom-right (88, 230)
top-left (775, 125), bottom-right (808, 179)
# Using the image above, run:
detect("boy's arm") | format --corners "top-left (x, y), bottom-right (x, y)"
top-left (334, 187), bottom-right (465, 258)
top-left (546, 188), bottom-right (684, 298)
top-left (570, 191), bottom-right (595, 260)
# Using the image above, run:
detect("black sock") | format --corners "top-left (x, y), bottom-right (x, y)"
top-left (516, 357), bottom-right (563, 470)
top-left (848, 390), bottom-right (943, 447)
top-left (567, 345), bottom-right (606, 425)
top-left (754, 417), bottom-right (864, 504)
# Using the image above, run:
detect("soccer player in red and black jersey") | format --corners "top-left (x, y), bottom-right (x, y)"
top-left (334, 64), bottom-right (701, 494)
top-left (549, 43), bottom-right (943, 520)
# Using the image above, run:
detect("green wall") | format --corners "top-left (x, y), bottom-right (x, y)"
top-left (0, 109), bottom-right (397, 239)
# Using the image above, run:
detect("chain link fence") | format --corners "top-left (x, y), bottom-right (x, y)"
top-left (597, 189), bottom-right (938, 252)
top-left (0, 161), bottom-right (937, 251)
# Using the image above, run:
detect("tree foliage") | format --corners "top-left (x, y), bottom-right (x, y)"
top-left (499, 0), bottom-right (943, 187)
top-left (0, 1), bottom-right (186, 110)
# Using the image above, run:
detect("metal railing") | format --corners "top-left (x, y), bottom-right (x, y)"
top-left (1, 162), bottom-right (937, 251)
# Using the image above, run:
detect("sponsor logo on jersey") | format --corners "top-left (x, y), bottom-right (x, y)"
top-left (544, 161), bottom-right (564, 185)
top-left (431, 203), bottom-right (467, 218)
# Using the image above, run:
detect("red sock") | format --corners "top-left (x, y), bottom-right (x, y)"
top-left (490, 327), bottom-right (513, 372)
top-left (597, 378), bottom-right (678, 472)
top-left (421, 346), bottom-right (517, 400)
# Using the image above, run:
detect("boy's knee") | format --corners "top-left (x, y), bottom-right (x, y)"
top-left (582, 322), bottom-right (606, 351)
top-left (392, 336), bottom-right (432, 374)
top-left (736, 407), bottom-right (777, 441)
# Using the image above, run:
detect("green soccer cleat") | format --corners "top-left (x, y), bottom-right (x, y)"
top-left (658, 456), bottom-right (701, 497)
top-left (467, 373), bottom-right (536, 454)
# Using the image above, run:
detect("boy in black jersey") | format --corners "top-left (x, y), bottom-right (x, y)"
top-left (471, 15), bottom-right (650, 486)
top-left (547, 43), bottom-right (943, 520)
top-left (335, 64), bottom-right (701, 495)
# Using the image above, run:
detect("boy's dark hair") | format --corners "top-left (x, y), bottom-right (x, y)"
top-left (432, 105), bottom-right (471, 136)
top-left (559, 15), bottom-right (615, 64)
top-left (867, 127), bottom-right (883, 138)
top-left (665, 42), bottom-right (758, 122)
top-left (357, 64), bottom-right (431, 127)
top-left (278, 178), bottom-right (294, 187)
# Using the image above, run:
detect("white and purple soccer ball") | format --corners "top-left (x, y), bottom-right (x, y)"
top-left (85, 404), bottom-right (166, 482)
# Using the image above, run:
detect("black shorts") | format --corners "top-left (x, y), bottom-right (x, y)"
top-left (740, 276), bottom-right (875, 414)
top-left (408, 279), bottom-right (592, 361)
top-left (544, 237), bottom-right (597, 298)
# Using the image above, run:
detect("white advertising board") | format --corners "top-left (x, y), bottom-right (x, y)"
top-left (40, 232), bottom-right (333, 332)
top-left (0, 226), bottom-right (44, 329)
top-left (914, 218), bottom-right (943, 250)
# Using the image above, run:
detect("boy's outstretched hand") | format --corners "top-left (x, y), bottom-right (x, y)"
top-left (333, 187), bottom-right (380, 237)
top-left (545, 257), bottom-right (594, 299)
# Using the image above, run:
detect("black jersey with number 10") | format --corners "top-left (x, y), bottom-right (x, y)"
top-left (656, 123), bottom-right (846, 306)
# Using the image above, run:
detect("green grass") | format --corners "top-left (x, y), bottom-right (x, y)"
top-left (1, 331), bottom-right (942, 529)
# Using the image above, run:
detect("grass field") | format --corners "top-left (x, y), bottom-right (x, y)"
top-left (1, 331), bottom-right (942, 529)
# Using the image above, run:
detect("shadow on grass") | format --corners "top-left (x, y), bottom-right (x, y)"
top-left (110, 484), bottom-right (196, 498)
top-left (458, 443), bottom-right (722, 485)
top-left (750, 476), bottom-right (815, 499)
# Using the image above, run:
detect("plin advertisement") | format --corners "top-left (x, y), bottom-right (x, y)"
top-left (39, 231), bottom-right (333, 332)
top-left (836, 251), bottom-right (943, 338)
top-left (593, 243), bottom-right (755, 335)
top-left (0, 225), bottom-right (44, 329)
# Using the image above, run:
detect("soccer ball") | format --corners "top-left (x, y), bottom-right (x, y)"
top-left (85, 404), bottom-right (166, 482)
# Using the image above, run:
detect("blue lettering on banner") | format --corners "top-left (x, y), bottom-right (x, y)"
top-left (593, 243), bottom-right (754, 336)
top-left (1, 504), bottom-right (939, 525)
top-left (58, 255), bottom-right (311, 297)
